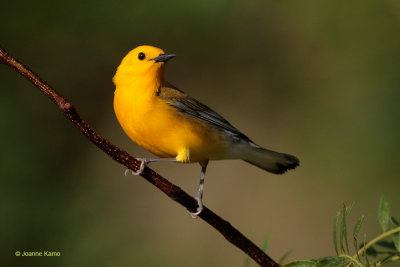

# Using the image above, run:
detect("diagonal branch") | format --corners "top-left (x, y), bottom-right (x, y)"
top-left (0, 45), bottom-right (279, 267)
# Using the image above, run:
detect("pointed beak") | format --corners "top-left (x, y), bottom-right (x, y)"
top-left (150, 53), bottom-right (176, 63)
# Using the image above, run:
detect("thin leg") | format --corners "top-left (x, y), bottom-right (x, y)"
top-left (188, 161), bottom-right (208, 218)
top-left (125, 157), bottom-right (178, 176)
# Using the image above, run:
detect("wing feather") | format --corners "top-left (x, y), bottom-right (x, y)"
top-left (158, 84), bottom-right (252, 143)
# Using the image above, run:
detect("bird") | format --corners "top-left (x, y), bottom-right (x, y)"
top-left (113, 45), bottom-right (299, 217)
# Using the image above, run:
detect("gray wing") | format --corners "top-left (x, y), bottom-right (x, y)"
top-left (158, 85), bottom-right (253, 143)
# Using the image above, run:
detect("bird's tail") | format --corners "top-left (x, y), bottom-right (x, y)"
top-left (242, 144), bottom-right (299, 174)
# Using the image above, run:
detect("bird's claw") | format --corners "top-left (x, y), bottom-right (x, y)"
top-left (124, 158), bottom-right (147, 176)
top-left (187, 195), bottom-right (203, 218)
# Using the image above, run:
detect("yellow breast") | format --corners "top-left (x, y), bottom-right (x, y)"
top-left (113, 81), bottom-right (227, 163)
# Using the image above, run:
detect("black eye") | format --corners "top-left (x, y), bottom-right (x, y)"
top-left (138, 52), bottom-right (146, 60)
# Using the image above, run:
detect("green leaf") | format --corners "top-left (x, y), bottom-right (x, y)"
top-left (257, 234), bottom-right (270, 267)
top-left (284, 260), bottom-right (317, 267)
top-left (378, 196), bottom-right (391, 232)
top-left (392, 217), bottom-right (400, 227)
top-left (340, 202), bottom-right (354, 253)
top-left (378, 253), bottom-right (399, 265)
top-left (317, 256), bottom-right (346, 267)
top-left (345, 202), bottom-right (355, 216)
top-left (286, 257), bottom-right (346, 267)
top-left (393, 231), bottom-right (400, 252)
top-left (353, 215), bottom-right (364, 239)
top-left (261, 233), bottom-right (270, 253)
top-left (243, 255), bottom-right (251, 267)
top-left (363, 233), bottom-right (371, 267)
top-left (333, 209), bottom-right (341, 255)
top-left (353, 215), bottom-right (364, 261)
top-left (278, 249), bottom-right (293, 265)
top-left (376, 240), bottom-right (396, 250)
top-left (340, 204), bottom-right (346, 253)
top-left (365, 246), bottom-right (377, 257)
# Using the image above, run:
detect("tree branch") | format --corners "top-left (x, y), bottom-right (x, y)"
top-left (0, 45), bottom-right (280, 267)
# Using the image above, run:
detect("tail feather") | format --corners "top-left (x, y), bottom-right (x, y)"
top-left (243, 145), bottom-right (299, 174)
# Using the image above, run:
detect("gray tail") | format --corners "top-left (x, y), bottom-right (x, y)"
top-left (243, 145), bottom-right (299, 174)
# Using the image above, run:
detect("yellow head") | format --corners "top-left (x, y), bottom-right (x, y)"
top-left (113, 45), bottom-right (175, 85)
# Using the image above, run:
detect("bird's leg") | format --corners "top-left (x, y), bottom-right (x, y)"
top-left (125, 158), bottom-right (178, 176)
top-left (188, 161), bottom-right (208, 218)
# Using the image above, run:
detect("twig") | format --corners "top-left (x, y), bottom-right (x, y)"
top-left (352, 227), bottom-right (400, 259)
top-left (0, 46), bottom-right (280, 267)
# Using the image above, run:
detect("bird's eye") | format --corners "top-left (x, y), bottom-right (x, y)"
top-left (138, 52), bottom-right (146, 60)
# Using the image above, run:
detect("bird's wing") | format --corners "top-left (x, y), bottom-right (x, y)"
top-left (158, 84), bottom-right (253, 143)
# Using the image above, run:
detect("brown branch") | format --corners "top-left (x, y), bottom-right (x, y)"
top-left (0, 45), bottom-right (280, 267)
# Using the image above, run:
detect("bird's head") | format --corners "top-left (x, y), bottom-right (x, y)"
top-left (114, 45), bottom-right (175, 84)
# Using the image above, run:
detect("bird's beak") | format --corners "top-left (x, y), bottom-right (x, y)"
top-left (150, 53), bottom-right (176, 63)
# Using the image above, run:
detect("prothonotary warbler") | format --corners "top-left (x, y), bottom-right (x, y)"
top-left (113, 45), bottom-right (299, 217)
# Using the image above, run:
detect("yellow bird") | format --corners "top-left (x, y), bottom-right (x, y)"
top-left (113, 45), bottom-right (299, 217)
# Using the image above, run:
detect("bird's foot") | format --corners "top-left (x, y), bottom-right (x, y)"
top-left (124, 158), bottom-right (147, 176)
top-left (187, 194), bottom-right (203, 218)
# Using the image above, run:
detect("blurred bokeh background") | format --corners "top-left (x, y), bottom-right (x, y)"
top-left (1, 0), bottom-right (400, 266)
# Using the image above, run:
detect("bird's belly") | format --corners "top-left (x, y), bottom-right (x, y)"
top-left (114, 95), bottom-right (227, 162)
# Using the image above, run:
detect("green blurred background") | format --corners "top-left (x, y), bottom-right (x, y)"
top-left (1, 0), bottom-right (400, 266)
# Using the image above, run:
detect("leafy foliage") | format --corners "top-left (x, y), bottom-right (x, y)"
top-left (378, 196), bottom-right (391, 232)
top-left (285, 257), bottom-right (346, 267)
top-left (282, 196), bottom-right (400, 267)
